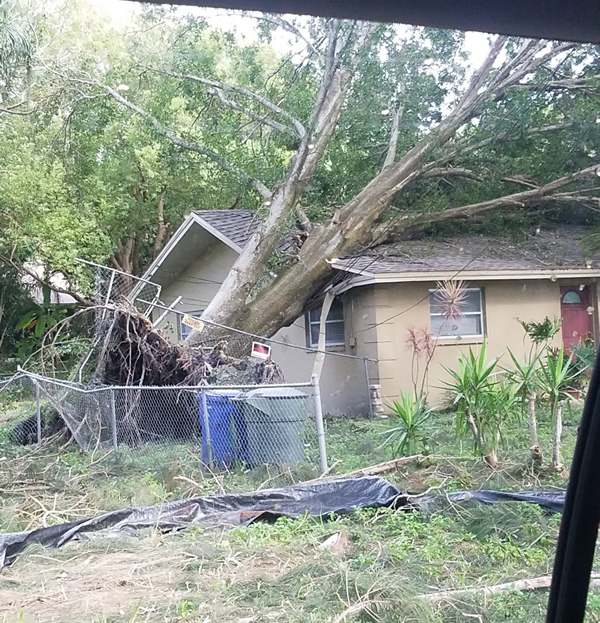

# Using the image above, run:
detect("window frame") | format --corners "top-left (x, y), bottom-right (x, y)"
top-left (428, 287), bottom-right (485, 340)
top-left (306, 300), bottom-right (346, 348)
top-left (179, 310), bottom-right (204, 341)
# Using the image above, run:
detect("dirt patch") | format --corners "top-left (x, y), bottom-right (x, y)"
top-left (0, 530), bottom-right (294, 623)
top-left (0, 540), bottom-right (188, 622)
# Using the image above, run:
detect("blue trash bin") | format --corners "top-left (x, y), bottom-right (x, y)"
top-left (199, 391), bottom-right (249, 466)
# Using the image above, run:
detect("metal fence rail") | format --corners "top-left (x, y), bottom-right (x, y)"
top-left (8, 372), bottom-right (328, 472)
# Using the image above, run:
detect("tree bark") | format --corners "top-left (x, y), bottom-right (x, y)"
top-left (484, 449), bottom-right (499, 469)
top-left (189, 21), bottom-right (377, 340)
top-left (464, 406), bottom-right (480, 448)
top-left (152, 187), bottom-right (167, 261)
top-left (527, 393), bottom-right (543, 465)
top-left (552, 401), bottom-right (563, 472)
top-left (96, 30), bottom-right (593, 340)
top-left (113, 235), bottom-right (136, 275)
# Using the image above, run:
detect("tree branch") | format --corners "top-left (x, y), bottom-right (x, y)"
top-left (382, 105), bottom-right (402, 170)
top-left (96, 82), bottom-right (273, 200)
top-left (240, 12), bottom-right (323, 60)
top-left (2, 257), bottom-right (92, 307)
top-left (400, 164), bottom-right (600, 236)
top-left (455, 35), bottom-right (508, 112)
top-left (140, 65), bottom-right (306, 139)
top-left (211, 87), bottom-right (297, 137)
top-left (435, 121), bottom-right (576, 168)
top-left (420, 574), bottom-right (600, 604)
top-left (422, 167), bottom-right (482, 181)
top-left (153, 186), bottom-right (168, 260)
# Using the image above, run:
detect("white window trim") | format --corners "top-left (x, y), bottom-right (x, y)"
top-left (429, 287), bottom-right (485, 340)
top-left (307, 305), bottom-right (345, 348)
top-left (179, 310), bottom-right (203, 341)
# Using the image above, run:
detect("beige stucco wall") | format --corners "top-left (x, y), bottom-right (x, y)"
top-left (155, 240), bottom-right (372, 416)
top-left (372, 278), bottom-right (582, 408)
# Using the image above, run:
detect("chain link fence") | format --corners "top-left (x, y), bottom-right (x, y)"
top-left (0, 374), bottom-right (38, 446)
top-left (137, 300), bottom-right (375, 417)
top-left (5, 372), bottom-right (328, 472)
top-left (76, 258), bottom-right (162, 317)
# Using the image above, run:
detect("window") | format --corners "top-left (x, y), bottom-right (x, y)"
top-left (307, 299), bottom-right (345, 348)
top-left (562, 291), bottom-right (583, 304)
top-left (179, 311), bottom-right (203, 341)
top-left (429, 288), bottom-right (484, 338)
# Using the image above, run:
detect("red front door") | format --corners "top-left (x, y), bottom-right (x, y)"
top-left (560, 286), bottom-right (593, 352)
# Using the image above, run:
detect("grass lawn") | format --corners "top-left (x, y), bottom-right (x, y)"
top-left (0, 398), bottom-right (598, 623)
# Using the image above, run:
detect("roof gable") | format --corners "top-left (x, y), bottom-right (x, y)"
top-left (142, 209), bottom-right (296, 286)
top-left (194, 210), bottom-right (259, 250)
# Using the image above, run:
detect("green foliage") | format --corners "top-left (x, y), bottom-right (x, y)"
top-left (444, 341), bottom-right (518, 458)
top-left (505, 349), bottom-right (540, 401)
top-left (519, 317), bottom-right (562, 345)
top-left (538, 347), bottom-right (580, 405)
top-left (381, 393), bottom-right (433, 456)
top-left (15, 304), bottom-right (69, 359)
top-left (572, 338), bottom-right (597, 374)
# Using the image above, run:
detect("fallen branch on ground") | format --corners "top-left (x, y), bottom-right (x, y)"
top-left (307, 454), bottom-right (487, 483)
top-left (343, 455), bottom-right (424, 477)
top-left (419, 573), bottom-right (600, 603)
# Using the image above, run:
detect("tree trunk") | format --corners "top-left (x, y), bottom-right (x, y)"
top-left (464, 406), bottom-right (480, 448)
top-left (484, 449), bottom-right (499, 469)
top-left (190, 38), bottom-right (550, 337)
top-left (527, 393), bottom-right (543, 465)
top-left (152, 187), bottom-right (167, 260)
top-left (552, 401), bottom-right (563, 472)
top-left (192, 23), bottom-right (377, 338)
top-left (483, 429), bottom-right (501, 468)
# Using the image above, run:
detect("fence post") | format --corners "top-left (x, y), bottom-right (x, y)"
top-left (311, 374), bottom-right (328, 473)
top-left (36, 383), bottom-right (42, 447)
top-left (201, 388), bottom-right (213, 467)
top-left (110, 389), bottom-right (118, 452)
top-left (363, 357), bottom-right (373, 418)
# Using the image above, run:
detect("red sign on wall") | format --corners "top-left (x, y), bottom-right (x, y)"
top-left (251, 341), bottom-right (271, 360)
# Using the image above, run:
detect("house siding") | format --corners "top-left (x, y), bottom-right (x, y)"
top-left (156, 240), bottom-right (372, 416)
top-left (372, 279), bottom-right (570, 407)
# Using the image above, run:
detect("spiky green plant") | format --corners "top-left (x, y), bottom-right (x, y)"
top-left (381, 394), bottom-right (433, 457)
top-left (444, 341), bottom-right (511, 467)
top-left (538, 347), bottom-right (580, 471)
top-left (505, 350), bottom-right (543, 465)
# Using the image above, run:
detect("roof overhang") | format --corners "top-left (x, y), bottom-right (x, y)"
top-left (142, 212), bottom-right (242, 284)
top-left (331, 264), bottom-right (600, 294)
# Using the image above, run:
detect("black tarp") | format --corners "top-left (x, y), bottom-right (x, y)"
top-left (0, 476), bottom-right (566, 570)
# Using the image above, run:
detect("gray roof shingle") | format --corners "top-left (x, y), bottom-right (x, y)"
top-left (335, 226), bottom-right (600, 275)
top-left (194, 209), bottom-right (296, 253)
top-left (194, 210), bottom-right (259, 249)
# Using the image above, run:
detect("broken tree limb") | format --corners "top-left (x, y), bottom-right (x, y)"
top-left (306, 454), bottom-right (486, 483)
top-left (419, 574), bottom-right (600, 603)
top-left (343, 455), bottom-right (425, 477)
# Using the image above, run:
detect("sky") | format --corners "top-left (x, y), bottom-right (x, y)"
top-left (97, 0), bottom-right (494, 70)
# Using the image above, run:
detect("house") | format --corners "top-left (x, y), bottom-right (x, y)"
top-left (142, 210), bottom-right (600, 411)
top-left (22, 261), bottom-right (77, 305)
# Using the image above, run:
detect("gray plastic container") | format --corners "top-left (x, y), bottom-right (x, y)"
top-left (234, 387), bottom-right (309, 466)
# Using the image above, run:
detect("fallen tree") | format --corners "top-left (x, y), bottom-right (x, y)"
top-left (64, 17), bottom-right (600, 339)
top-left (41, 304), bottom-right (285, 388)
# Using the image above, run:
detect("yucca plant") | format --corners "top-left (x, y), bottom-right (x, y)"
top-left (538, 347), bottom-right (581, 471)
top-left (444, 341), bottom-right (505, 467)
top-left (505, 350), bottom-right (543, 465)
top-left (381, 393), bottom-right (433, 457)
